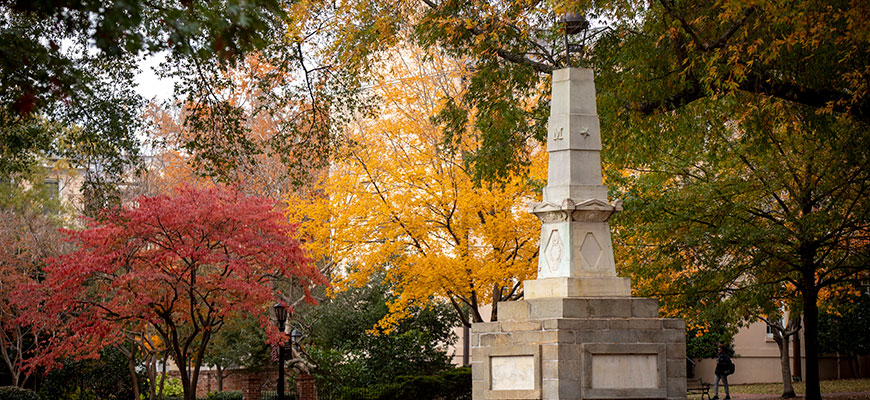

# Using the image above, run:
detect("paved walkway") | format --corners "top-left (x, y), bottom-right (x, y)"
top-left (728, 393), bottom-right (870, 399)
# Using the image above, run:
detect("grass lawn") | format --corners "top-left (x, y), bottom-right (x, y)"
top-left (688, 379), bottom-right (870, 399)
top-left (729, 379), bottom-right (870, 395)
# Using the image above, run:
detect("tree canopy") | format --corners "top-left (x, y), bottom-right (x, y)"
top-left (0, 172), bottom-right (72, 387)
top-left (19, 185), bottom-right (326, 400)
top-left (293, 0), bottom-right (869, 183)
top-left (1, 0), bottom-right (349, 196)
top-left (286, 47), bottom-right (544, 327)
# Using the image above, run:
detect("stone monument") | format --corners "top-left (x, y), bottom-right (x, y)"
top-left (471, 68), bottom-right (687, 400)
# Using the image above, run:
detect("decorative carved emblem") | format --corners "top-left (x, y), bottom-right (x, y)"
top-left (572, 210), bottom-right (609, 222)
top-left (537, 211), bottom-right (568, 223)
top-left (545, 230), bottom-right (563, 272)
top-left (579, 126), bottom-right (590, 138)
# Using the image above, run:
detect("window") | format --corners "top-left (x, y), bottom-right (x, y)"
top-left (43, 180), bottom-right (60, 201)
top-left (765, 314), bottom-right (787, 340)
top-left (41, 180), bottom-right (62, 214)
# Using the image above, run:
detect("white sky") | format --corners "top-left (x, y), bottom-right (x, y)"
top-left (134, 52), bottom-right (176, 102)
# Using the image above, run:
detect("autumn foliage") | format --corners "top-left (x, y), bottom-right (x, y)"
top-left (0, 180), bottom-right (73, 388)
top-left (286, 49), bottom-right (546, 328)
top-left (20, 185), bottom-right (326, 400)
top-left (142, 54), bottom-right (331, 199)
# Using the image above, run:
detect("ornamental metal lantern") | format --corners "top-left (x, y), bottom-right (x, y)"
top-left (560, 12), bottom-right (590, 67)
top-left (290, 328), bottom-right (303, 351)
top-left (273, 303), bottom-right (288, 331)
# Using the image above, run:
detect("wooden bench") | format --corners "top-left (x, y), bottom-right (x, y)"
top-left (687, 377), bottom-right (711, 400)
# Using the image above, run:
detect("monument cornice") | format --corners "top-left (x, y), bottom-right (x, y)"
top-left (530, 198), bottom-right (623, 223)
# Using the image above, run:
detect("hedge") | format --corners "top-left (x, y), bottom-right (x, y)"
top-left (207, 391), bottom-right (243, 400)
top-left (328, 366), bottom-right (471, 400)
top-left (0, 387), bottom-right (40, 400)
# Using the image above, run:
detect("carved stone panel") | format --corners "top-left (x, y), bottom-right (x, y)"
top-left (491, 355), bottom-right (536, 391)
top-left (591, 354), bottom-right (657, 389)
top-left (545, 230), bottom-right (564, 273)
top-left (478, 344), bottom-right (542, 399)
top-left (578, 232), bottom-right (603, 271)
top-left (581, 343), bottom-right (668, 399)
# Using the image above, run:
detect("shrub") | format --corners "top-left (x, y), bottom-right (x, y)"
top-left (0, 386), bottom-right (40, 400)
top-left (391, 366), bottom-right (471, 400)
top-left (157, 374), bottom-right (184, 398)
top-left (260, 392), bottom-right (277, 400)
top-left (327, 366), bottom-right (471, 400)
top-left (39, 347), bottom-right (144, 400)
top-left (207, 391), bottom-right (243, 400)
top-left (436, 366), bottom-right (472, 400)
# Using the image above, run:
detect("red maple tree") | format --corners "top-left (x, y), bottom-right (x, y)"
top-left (20, 185), bottom-right (326, 400)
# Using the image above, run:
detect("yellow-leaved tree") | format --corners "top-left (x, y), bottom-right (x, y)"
top-left (287, 46), bottom-right (546, 328)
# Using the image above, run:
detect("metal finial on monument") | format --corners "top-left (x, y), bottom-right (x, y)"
top-left (560, 12), bottom-right (589, 67)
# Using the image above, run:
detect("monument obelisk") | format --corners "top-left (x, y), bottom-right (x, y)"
top-left (524, 67), bottom-right (629, 299)
top-left (470, 69), bottom-right (687, 400)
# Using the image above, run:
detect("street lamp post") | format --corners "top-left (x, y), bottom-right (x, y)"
top-left (273, 303), bottom-right (288, 400)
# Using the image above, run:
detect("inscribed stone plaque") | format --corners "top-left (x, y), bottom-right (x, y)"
top-left (591, 354), bottom-right (657, 389)
top-left (490, 355), bottom-right (535, 391)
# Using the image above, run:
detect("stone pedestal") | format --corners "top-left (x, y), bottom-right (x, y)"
top-left (472, 299), bottom-right (686, 400)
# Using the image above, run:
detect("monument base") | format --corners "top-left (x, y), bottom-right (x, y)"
top-left (472, 297), bottom-right (686, 400)
top-left (524, 277), bottom-right (631, 299)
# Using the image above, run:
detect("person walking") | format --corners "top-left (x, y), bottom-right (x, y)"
top-left (713, 344), bottom-right (732, 400)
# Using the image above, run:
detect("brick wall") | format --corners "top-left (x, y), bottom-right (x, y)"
top-left (295, 374), bottom-right (318, 400)
top-left (240, 370), bottom-right (275, 400)
top-left (169, 369), bottom-right (276, 399)
top-left (170, 369), bottom-right (317, 400)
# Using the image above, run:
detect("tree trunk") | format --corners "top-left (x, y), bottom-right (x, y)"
top-left (188, 331), bottom-right (212, 400)
top-left (849, 353), bottom-right (859, 378)
top-left (177, 361), bottom-right (194, 400)
top-left (774, 333), bottom-right (796, 398)
top-left (158, 354), bottom-right (168, 400)
top-left (146, 356), bottom-right (155, 400)
top-left (768, 315), bottom-right (801, 399)
top-left (155, 351), bottom-right (168, 400)
top-left (802, 277), bottom-right (821, 400)
top-left (169, 343), bottom-right (197, 400)
top-left (216, 364), bottom-right (224, 392)
top-left (490, 285), bottom-right (500, 322)
top-left (462, 322), bottom-right (470, 366)
top-left (189, 367), bottom-right (200, 400)
top-left (127, 344), bottom-right (141, 400)
top-left (1, 325), bottom-right (32, 388)
top-left (793, 334), bottom-right (802, 381)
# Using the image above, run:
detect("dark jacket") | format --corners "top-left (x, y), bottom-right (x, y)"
top-left (715, 352), bottom-right (732, 376)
